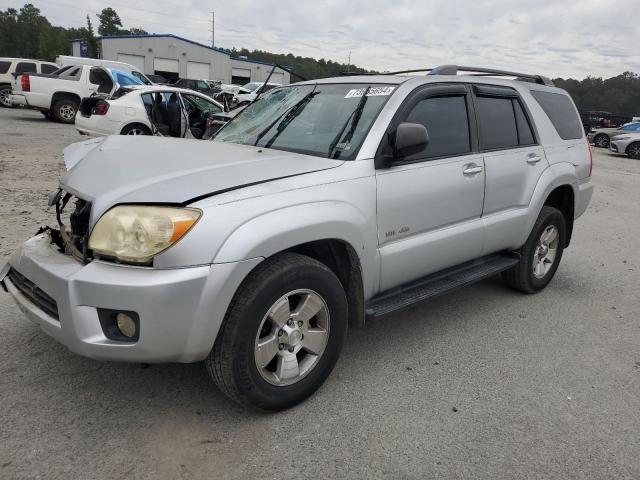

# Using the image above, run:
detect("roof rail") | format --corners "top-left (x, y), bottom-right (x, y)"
top-left (381, 65), bottom-right (554, 86)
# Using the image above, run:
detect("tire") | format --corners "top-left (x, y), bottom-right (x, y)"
top-left (40, 110), bottom-right (51, 119)
top-left (502, 206), bottom-right (566, 293)
top-left (593, 134), bottom-right (609, 148)
top-left (51, 98), bottom-right (78, 123)
top-left (626, 142), bottom-right (640, 160)
top-left (206, 252), bottom-right (348, 411)
top-left (0, 85), bottom-right (12, 108)
top-left (121, 123), bottom-right (151, 136)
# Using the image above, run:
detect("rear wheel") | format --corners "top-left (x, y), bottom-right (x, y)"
top-left (593, 134), bottom-right (609, 148)
top-left (206, 252), bottom-right (348, 411)
top-left (626, 142), bottom-right (640, 160)
top-left (121, 123), bottom-right (151, 136)
top-left (502, 206), bottom-right (566, 293)
top-left (52, 99), bottom-right (78, 123)
top-left (0, 85), bottom-right (12, 107)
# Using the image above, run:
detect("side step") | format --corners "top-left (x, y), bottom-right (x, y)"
top-left (365, 253), bottom-right (519, 320)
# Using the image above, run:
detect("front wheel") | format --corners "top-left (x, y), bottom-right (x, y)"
top-left (593, 134), bottom-right (610, 148)
top-left (626, 142), bottom-right (640, 160)
top-left (206, 252), bottom-right (348, 411)
top-left (502, 206), bottom-right (566, 293)
top-left (121, 123), bottom-right (151, 136)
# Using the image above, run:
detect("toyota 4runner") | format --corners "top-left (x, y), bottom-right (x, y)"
top-left (1, 65), bottom-right (594, 410)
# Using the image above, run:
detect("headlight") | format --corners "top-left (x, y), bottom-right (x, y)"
top-left (89, 205), bottom-right (201, 264)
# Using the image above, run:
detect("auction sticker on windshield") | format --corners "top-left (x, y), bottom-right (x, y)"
top-left (345, 86), bottom-right (395, 98)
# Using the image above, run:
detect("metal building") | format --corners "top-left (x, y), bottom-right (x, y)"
top-left (69, 34), bottom-right (290, 85)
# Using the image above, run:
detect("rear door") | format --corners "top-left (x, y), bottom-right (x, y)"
top-left (473, 85), bottom-right (548, 254)
top-left (376, 84), bottom-right (486, 291)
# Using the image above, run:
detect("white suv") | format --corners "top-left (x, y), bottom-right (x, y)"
top-left (0, 57), bottom-right (59, 107)
top-left (1, 65), bottom-right (593, 411)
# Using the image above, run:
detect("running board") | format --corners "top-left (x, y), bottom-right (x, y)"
top-left (365, 253), bottom-right (519, 320)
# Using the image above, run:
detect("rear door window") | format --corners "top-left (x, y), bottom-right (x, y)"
top-left (40, 63), bottom-right (58, 74)
top-left (530, 90), bottom-right (583, 140)
top-left (403, 95), bottom-right (471, 159)
top-left (0, 61), bottom-right (11, 74)
top-left (476, 96), bottom-right (518, 150)
top-left (15, 62), bottom-right (37, 74)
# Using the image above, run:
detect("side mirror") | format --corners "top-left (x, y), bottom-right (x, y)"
top-left (394, 122), bottom-right (429, 160)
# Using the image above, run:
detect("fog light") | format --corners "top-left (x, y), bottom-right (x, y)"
top-left (116, 313), bottom-right (137, 338)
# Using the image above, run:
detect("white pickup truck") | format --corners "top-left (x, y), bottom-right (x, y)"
top-left (10, 65), bottom-right (124, 123)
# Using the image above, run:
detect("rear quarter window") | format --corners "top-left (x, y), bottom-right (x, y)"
top-left (15, 62), bottom-right (37, 74)
top-left (40, 63), bottom-right (58, 74)
top-left (0, 61), bottom-right (11, 74)
top-left (530, 90), bottom-right (583, 140)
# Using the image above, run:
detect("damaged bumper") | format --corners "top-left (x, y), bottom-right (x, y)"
top-left (1, 233), bottom-right (261, 363)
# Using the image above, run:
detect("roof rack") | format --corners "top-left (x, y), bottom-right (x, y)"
top-left (381, 65), bottom-right (554, 86)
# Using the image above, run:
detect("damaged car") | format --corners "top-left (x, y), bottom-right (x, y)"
top-left (75, 85), bottom-right (224, 138)
top-left (1, 66), bottom-right (593, 411)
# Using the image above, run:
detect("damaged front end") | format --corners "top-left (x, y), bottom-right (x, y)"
top-left (43, 189), bottom-right (93, 263)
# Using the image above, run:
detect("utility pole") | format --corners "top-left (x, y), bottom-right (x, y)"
top-left (211, 12), bottom-right (216, 48)
top-left (347, 50), bottom-right (351, 73)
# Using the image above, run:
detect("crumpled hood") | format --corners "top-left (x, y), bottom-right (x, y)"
top-left (61, 136), bottom-right (343, 222)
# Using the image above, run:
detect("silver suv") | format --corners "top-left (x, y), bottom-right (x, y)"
top-left (1, 65), bottom-right (594, 410)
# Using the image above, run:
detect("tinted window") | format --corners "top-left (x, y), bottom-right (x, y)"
top-left (15, 62), bottom-right (37, 74)
top-left (513, 99), bottom-right (535, 145)
top-left (196, 80), bottom-right (210, 91)
top-left (183, 93), bottom-right (221, 114)
top-left (403, 95), bottom-right (471, 159)
top-left (476, 96), bottom-right (518, 150)
top-left (531, 90), bottom-right (583, 140)
top-left (40, 64), bottom-right (58, 74)
top-left (0, 61), bottom-right (11, 74)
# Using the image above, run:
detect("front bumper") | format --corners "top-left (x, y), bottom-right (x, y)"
top-left (610, 141), bottom-right (620, 153)
top-left (1, 234), bottom-right (261, 363)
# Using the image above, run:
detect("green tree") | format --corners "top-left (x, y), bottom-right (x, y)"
top-left (0, 8), bottom-right (18, 56)
top-left (97, 7), bottom-right (122, 36)
top-left (85, 15), bottom-right (98, 57)
top-left (16, 4), bottom-right (50, 58)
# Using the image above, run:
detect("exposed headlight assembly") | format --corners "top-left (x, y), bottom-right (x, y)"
top-left (89, 205), bottom-right (201, 264)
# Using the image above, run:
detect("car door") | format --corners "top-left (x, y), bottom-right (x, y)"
top-left (473, 85), bottom-right (549, 254)
top-left (376, 84), bottom-right (486, 291)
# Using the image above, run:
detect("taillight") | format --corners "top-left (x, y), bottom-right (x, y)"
top-left (92, 101), bottom-right (109, 115)
top-left (588, 141), bottom-right (593, 176)
top-left (21, 74), bottom-right (30, 92)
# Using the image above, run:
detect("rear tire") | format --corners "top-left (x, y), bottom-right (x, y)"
top-left (0, 85), bottom-right (12, 108)
top-left (593, 134), bottom-right (609, 148)
top-left (206, 252), bottom-right (348, 411)
top-left (502, 206), bottom-right (566, 293)
top-left (626, 142), bottom-right (640, 160)
top-left (40, 110), bottom-right (51, 119)
top-left (52, 98), bottom-right (78, 123)
top-left (121, 123), bottom-right (151, 136)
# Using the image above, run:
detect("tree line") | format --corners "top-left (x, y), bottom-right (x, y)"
top-left (1, 4), bottom-right (639, 116)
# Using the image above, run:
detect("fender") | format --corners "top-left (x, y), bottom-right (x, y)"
top-left (213, 201), bottom-right (380, 298)
top-left (517, 162), bottom-right (578, 247)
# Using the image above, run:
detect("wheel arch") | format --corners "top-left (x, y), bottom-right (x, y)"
top-left (50, 91), bottom-right (81, 109)
top-left (120, 122), bottom-right (152, 135)
top-left (521, 162), bottom-right (578, 248)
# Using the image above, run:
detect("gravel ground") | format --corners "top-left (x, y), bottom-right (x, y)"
top-left (1, 107), bottom-right (639, 480)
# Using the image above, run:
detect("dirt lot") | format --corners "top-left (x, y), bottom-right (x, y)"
top-left (1, 107), bottom-right (640, 480)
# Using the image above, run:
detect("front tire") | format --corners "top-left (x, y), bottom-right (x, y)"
top-left (502, 206), bottom-right (566, 293)
top-left (206, 252), bottom-right (348, 411)
top-left (52, 99), bottom-right (78, 123)
top-left (593, 134), bottom-right (609, 148)
top-left (121, 123), bottom-right (151, 136)
top-left (626, 142), bottom-right (640, 160)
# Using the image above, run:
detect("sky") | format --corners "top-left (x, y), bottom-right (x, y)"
top-left (3, 0), bottom-right (639, 79)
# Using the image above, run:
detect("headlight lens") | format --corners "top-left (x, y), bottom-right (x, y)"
top-left (89, 205), bottom-right (201, 264)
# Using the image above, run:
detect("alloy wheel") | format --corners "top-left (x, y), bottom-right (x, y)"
top-left (628, 144), bottom-right (640, 160)
top-left (59, 104), bottom-right (76, 121)
top-left (0, 88), bottom-right (11, 107)
top-left (254, 289), bottom-right (330, 386)
top-left (532, 225), bottom-right (559, 279)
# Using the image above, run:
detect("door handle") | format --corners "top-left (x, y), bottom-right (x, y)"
top-left (527, 154), bottom-right (542, 164)
top-left (462, 164), bottom-right (483, 175)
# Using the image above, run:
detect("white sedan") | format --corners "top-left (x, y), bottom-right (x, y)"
top-left (75, 85), bottom-right (224, 139)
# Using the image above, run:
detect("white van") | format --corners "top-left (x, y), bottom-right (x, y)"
top-left (56, 56), bottom-right (153, 85)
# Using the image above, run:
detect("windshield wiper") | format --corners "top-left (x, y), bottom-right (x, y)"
top-left (327, 86), bottom-right (371, 159)
top-left (253, 85), bottom-right (319, 146)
